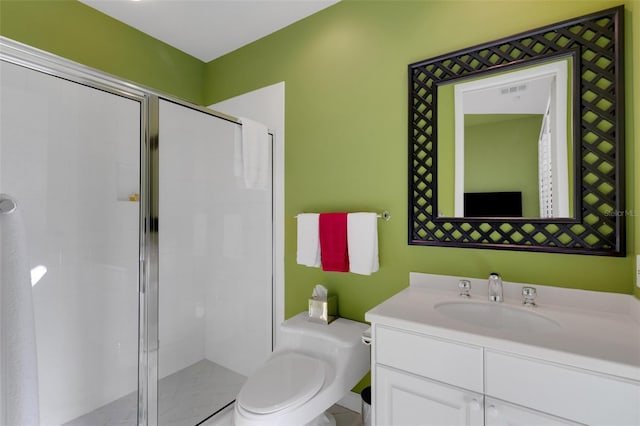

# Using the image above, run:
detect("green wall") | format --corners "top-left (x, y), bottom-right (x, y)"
top-left (464, 114), bottom-right (542, 218)
top-left (437, 81), bottom-right (455, 217)
top-left (204, 0), bottom-right (640, 319)
top-left (0, 0), bottom-right (205, 104)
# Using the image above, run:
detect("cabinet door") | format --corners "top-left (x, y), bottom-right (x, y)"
top-left (485, 350), bottom-right (640, 425)
top-left (485, 398), bottom-right (584, 426)
top-left (376, 365), bottom-right (483, 426)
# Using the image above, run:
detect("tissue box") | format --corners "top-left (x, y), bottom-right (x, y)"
top-left (308, 295), bottom-right (338, 324)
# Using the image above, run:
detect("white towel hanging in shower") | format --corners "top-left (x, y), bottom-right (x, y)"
top-left (239, 117), bottom-right (270, 190)
top-left (0, 195), bottom-right (40, 426)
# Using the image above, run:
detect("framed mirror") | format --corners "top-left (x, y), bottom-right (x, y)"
top-left (409, 6), bottom-right (625, 255)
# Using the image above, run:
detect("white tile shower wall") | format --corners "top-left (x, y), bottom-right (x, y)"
top-left (0, 61), bottom-right (140, 425)
top-left (158, 101), bottom-right (209, 378)
top-left (203, 139), bottom-right (272, 378)
top-left (209, 81), bottom-right (284, 354)
top-left (158, 100), bottom-right (272, 381)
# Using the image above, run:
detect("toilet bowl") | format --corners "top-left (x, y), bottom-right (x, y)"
top-left (233, 312), bottom-right (370, 426)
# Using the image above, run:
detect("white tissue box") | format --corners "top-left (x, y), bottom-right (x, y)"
top-left (308, 295), bottom-right (338, 324)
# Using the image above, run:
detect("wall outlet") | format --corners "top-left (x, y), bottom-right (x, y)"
top-left (637, 255), bottom-right (640, 288)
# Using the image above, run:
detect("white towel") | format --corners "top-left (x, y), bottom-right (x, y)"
top-left (233, 125), bottom-right (243, 178)
top-left (0, 196), bottom-right (40, 426)
top-left (239, 117), bottom-right (269, 190)
top-left (347, 213), bottom-right (379, 275)
top-left (296, 213), bottom-right (321, 267)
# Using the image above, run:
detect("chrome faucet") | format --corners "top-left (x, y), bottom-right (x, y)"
top-left (488, 272), bottom-right (503, 302)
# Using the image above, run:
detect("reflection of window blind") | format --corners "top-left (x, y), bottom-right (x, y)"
top-left (539, 105), bottom-right (553, 218)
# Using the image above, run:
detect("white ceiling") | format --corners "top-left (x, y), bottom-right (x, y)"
top-left (79, 0), bottom-right (340, 62)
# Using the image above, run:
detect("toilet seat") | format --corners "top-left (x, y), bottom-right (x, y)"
top-left (237, 352), bottom-right (326, 415)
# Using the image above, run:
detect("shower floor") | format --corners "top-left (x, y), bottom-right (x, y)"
top-left (64, 359), bottom-right (246, 426)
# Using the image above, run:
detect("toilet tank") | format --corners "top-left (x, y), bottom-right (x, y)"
top-left (278, 313), bottom-right (368, 351)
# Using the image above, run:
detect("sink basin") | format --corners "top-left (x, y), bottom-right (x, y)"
top-left (434, 301), bottom-right (561, 332)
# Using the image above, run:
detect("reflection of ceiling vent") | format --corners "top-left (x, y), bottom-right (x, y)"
top-left (500, 84), bottom-right (528, 95)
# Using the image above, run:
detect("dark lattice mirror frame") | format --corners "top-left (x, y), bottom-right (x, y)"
top-left (409, 6), bottom-right (625, 256)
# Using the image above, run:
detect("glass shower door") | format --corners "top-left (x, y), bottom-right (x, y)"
top-left (156, 99), bottom-right (273, 425)
top-left (0, 60), bottom-right (142, 425)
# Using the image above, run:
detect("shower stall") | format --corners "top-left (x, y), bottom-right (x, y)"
top-left (0, 38), bottom-right (275, 426)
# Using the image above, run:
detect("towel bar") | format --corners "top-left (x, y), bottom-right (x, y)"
top-left (295, 211), bottom-right (391, 221)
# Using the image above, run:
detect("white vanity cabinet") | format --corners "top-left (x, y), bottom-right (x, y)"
top-left (371, 324), bottom-right (640, 426)
top-left (373, 325), bottom-right (484, 426)
top-left (376, 365), bottom-right (484, 426)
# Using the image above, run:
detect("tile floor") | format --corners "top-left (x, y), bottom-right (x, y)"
top-left (158, 360), bottom-right (245, 426)
top-left (62, 359), bottom-right (362, 426)
top-left (328, 404), bottom-right (363, 426)
top-left (64, 359), bottom-right (245, 426)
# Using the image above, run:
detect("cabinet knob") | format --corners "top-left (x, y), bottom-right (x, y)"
top-left (469, 399), bottom-right (481, 411)
top-left (487, 405), bottom-right (499, 417)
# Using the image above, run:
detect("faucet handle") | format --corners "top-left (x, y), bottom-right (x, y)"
top-left (458, 280), bottom-right (471, 298)
top-left (522, 286), bottom-right (537, 307)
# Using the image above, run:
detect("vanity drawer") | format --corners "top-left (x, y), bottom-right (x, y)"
top-left (375, 325), bottom-right (483, 392)
top-left (485, 350), bottom-right (640, 426)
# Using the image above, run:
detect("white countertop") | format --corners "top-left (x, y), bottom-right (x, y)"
top-left (365, 273), bottom-right (640, 381)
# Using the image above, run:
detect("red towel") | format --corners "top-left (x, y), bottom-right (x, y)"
top-left (319, 212), bottom-right (349, 272)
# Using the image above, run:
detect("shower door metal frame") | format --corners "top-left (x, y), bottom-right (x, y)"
top-left (153, 96), bottom-right (276, 425)
top-left (1, 36), bottom-right (277, 426)
top-left (0, 36), bottom-right (151, 425)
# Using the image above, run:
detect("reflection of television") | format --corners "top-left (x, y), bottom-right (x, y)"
top-left (464, 191), bottom-right (523, 217)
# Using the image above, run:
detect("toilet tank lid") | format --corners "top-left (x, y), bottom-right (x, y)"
top-left (281, 312), bottom-right (369, 347)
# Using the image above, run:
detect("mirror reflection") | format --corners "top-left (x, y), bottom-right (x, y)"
top-left (437, 57), bottom-right (574, 219)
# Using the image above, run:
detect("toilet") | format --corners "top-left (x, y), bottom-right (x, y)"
top-left (233, 312), bottom-right (370, 426)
